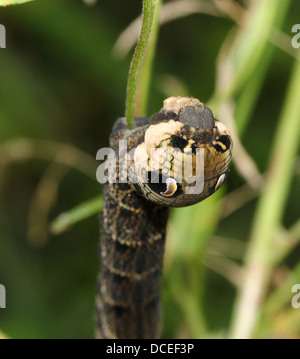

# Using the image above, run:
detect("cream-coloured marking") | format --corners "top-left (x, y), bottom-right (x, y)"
top-left (163, 96), bottom-right (203, 114)
top-left (215, 173), bottom-right (226, 191)
top-left (160, 178), bottom-right (178, 197)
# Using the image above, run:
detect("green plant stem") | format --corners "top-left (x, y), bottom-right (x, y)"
top-left (165, 191), bottom-right (223, 338)
top-left (125, 0), bottom-right (158, 129)
top-left (258, 259), bottom-right (300, 336)
top-left (50, 196), bottom-right (102, 235)
top-left (234, 44), bottom-right (273, 136)
top-left (136, 0), bottom-right (161, 116)
top-left (210, 0), bottom-right (290, 111)
top-left (0, 329), bottom-right (9, 339)
top-left (230, 57), bottom-right (300, 339)
top-left (0, 0), bottom-right (34, 5)
top-left (168, 264), bottom-right (207, 338)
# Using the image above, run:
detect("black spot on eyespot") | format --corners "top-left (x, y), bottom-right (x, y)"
top-left (218, 135), bottom-right (231, 150)
top-left (146, 172), bottom-right (182, 198)
top-left (213, 143), bottom-right (225, 153)
top-left (213, 135), bottom-right (231, 153)
top-left (170, 135), bottom-right (188, 150)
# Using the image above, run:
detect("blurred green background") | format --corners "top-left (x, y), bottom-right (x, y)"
top-left (0, 0), bottom-right (299, 339)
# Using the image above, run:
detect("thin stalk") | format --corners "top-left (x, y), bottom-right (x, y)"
top-left (125, 0), bottom-right (158, 129)
top-left (136, 0), bottom-right (161, 116)
top-left (234, 44), bottom-right (273, 136)
top-left (230, 57), bottom-right (300, 339)
top-left (258, 260), bottom-right (300, 337)
top-left (168, 265), bottom-right (208, 338)
top-left (210, 0), bottom-right (290, 111)
top-left (50, 196), bottom-right (102, 235)
top-left (0, 330), bottom-right (9, 339)
top-left (0, 0), bottom-right (34, 5)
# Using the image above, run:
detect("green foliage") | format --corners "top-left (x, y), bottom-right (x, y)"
top-left (0, 0), bottom-right (34, 6)
top-left (0, 0), bottom-right (299, 339)
top-left (125, 0), bottom-right (158, 128)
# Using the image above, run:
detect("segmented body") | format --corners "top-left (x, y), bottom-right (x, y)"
top-left (97, 97), bottom-right (233, 339)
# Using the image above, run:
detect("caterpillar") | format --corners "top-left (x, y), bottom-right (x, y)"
top-left (97, 97), bottom-right (233, 339)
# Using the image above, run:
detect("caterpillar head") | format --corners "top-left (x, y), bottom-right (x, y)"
top-left (132, 97), bottom-right (233, 207)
